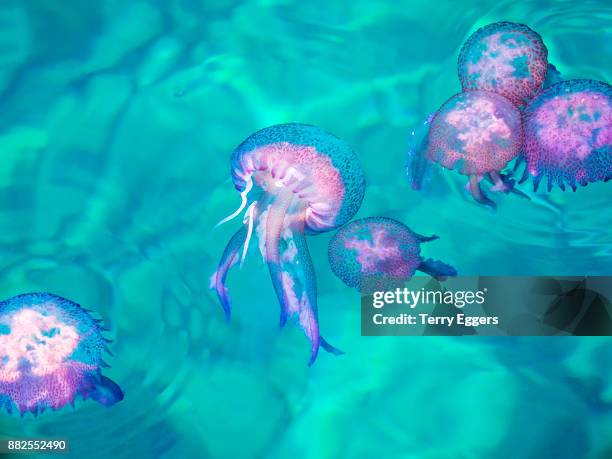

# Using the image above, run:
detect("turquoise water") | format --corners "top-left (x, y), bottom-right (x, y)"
top-left (0, 1), bottom-right (611, 458)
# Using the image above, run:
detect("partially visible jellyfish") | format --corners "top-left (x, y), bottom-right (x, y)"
top-left (407, 90), bottom-right (524, 208)
top-left (542, 63), bottom-right (563, 90)
top-left (458, 21), bottom-right (549, 107)
top-left (520, 79), bottom-right (612, 191)
top-left (210, 123), bottom-right (366, 365)
top-left (328, 217), bottom-right (457, 294)
top-left (0, 293), bottom-right (123, 416)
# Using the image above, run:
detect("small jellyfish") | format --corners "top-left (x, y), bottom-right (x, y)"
top-left (210, 123), bottom-right (365, 365)
top-left (408, 90), bottom-right (524, 208)
top-left (0, 293), bottom-right (123, 416)
top-left (520, 79), bottom-right (612, 191)
top-left (458, 21), bottom-right (548, 107)
top-left (328, 217), bottom-right (457, 294)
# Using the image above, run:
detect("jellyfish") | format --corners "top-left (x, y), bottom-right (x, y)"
top-left (519, 79), bottom-right (612, 191)
top-left (542, 63), bottom-right (563, 90)
top-left (328, 217), bottom-right (457, 294)
top-left (458, 21), bottom-right (549, 108)
top-left (407, 90), bottom-right (524, 208)
top-left (0, 293), bottom-right (123, 416)
top-left (210, 123), bottom-right (365, 365)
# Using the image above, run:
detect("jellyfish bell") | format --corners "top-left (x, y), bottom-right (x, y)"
top-left (210, 123), bottom-right (366, 365)
top-left (408, 90), bottom-right (525, 208)
top-left (458, 21), bottom-right (549, 108)
top-left (519, 79), bottom-right (612, 191)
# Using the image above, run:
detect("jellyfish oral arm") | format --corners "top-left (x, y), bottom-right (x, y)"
top-left (263, 189), bottom-right (341, 364)
top-left (277, 219), bottom-right (342, 365)
top-left (418, 258), bottom-right (458, 280)
top-left (88, 375), bottom-right (124, 407)
top-left (467, 175), bottom-right (497, 209)
top-left (264, 188), bottom-right (297, 326)
top-left (210, 226), bottom-right (247, 321)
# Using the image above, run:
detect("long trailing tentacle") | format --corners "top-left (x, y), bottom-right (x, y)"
top-left (209, 226), bottom-right (247, 321)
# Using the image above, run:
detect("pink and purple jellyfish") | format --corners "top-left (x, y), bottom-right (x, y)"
top-left (328, 217), bottom-right (456, 294)
top-left (519, 79), bottom-right (612, 191)
top-left (458, 21), bottom-right (548, 107)
top-left (407, 90), bottom-right (524, 208)
top-left (210, 123), bottom-right (365, 365)
top-left (0, 293), bottom-right (123, 416)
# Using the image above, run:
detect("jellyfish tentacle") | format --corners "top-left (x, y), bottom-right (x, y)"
top-left (488, 171), bottom-right (513, 193)
top-left (215, 176), bottom-right (253, 228)
top-left (467, 176), bottom-right (496, 209)
top-left (265, 188), bottom-right (296, 327)
top-left (512, 156), bottom-right (524, 172)
top-left (518, 162), bottom-right (532, 184)
top-left (418, 258), bottom-right (458, 279)
top-left (292, 223), bottom-right (343, 363)
top-left (210, 226), bottom-right (247, 321)
top-left (285, 223), bottom-right (320, 364)
top-left (509, 186), bottom-right (531, 200)
top-left (240, 202), bottom-right (257, 266)
top-left (532, 174), bottom-right (543, 192)
top-left (487, 171), bottom-right (531, 201)
top-left (320, 337), bottom-right (344, 355)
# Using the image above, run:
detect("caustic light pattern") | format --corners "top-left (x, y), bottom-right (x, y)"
top-left (0, 293), bottom-right (123, 416)
top-left (210, 123), bottom-right (365, 365)
top-left (521, 79), bottom-right (612, 191)
top-left (408, 90), bottom-right (523, 208)
top-left (458, 21), bottom-right (548, 107)
top-left (328, 217), bottom-right (457, 294)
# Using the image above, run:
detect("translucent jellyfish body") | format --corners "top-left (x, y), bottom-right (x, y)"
top-left (458, 21), bottom-right (548, 107)
top-left (210, 123), bottom-right (365, 365)
top-left (520, 79), bottom-right (612, 191)
top-left (0, 293), bottom-right (123, 416)
top-left (328, 217), bottom-right (457, 294)
top-left (408, 90), bottom-right (523, 208)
